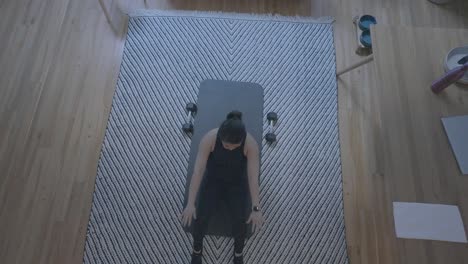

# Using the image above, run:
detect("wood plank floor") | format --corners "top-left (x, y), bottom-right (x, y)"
top-left (0, 0), bottom-right (467, 263)
top-left (370, 24), bottom-right (468, 264)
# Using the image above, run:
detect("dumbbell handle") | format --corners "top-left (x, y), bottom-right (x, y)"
top-left (186, 111), bottom-right (193, 123)
top-left (268, 120), bottom-right (275, 133)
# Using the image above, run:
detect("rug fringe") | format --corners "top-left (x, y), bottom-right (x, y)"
top-left (129, 9), bottom-right (335, 24)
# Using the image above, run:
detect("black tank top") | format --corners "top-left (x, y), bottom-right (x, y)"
top-left (205, 130), bottom-right (248, 186)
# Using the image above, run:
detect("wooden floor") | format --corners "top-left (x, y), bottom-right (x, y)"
top-left (0, 0), bottom-right (467, 263)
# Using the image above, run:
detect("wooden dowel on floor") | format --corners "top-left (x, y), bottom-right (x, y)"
top-left (336, 54), bottom-right (374, 76)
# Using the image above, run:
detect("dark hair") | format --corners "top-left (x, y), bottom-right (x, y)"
top-left (219, 111), bottom-right (246, 144)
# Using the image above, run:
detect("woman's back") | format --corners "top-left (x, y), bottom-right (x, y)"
top-left (206, 130), bottom-right (247, 185)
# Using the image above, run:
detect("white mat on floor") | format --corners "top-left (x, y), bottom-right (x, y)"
top-left (83, 10), bottom-right (347, 264)
top-left (393, 202), bottom-right (467, 243)
top-left (442, 115), bottom-right (468, 175)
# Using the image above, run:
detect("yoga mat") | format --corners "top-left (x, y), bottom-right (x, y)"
top-left (183, 80), bottom-right (263, 237)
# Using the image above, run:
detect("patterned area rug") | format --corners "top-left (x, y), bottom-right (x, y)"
top-left (83, 10), bottom-right (348, 264)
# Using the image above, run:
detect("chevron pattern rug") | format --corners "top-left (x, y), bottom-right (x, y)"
top-left (83, 10), bottom-right (348, 264)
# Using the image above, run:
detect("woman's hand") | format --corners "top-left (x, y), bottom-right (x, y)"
top-left (246, 211), bottom-right (265, 233)
top-left (180, 204), bottom-right (197, 227)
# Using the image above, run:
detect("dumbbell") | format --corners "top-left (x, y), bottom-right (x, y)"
top-left (182, 103), bottom-right (197, 133)
top-left (265, 112), bottom-right (278, 143)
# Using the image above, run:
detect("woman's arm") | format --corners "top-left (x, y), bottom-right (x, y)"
top-left (246, 134), bottom-right (260, 208)
top-left (186, 130), bottom-right (215, 206)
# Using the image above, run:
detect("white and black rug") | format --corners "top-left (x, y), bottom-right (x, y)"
top-left (83, 10), bottom-right (348, 264)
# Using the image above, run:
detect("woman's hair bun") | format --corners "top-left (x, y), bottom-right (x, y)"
top-left (226, 110), bottom-right (242, 120)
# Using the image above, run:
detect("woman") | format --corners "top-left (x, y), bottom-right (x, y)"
top-left (180, 110), bottom-right (265, 264)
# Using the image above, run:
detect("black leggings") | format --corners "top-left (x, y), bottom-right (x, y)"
top-left (192, 180), bottom-right (248, 254)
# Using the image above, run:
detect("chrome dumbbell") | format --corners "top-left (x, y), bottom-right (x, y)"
top-left (265, 112), bottom-right (278, 143)
top-left (182, 103), bottom-right (197, 133)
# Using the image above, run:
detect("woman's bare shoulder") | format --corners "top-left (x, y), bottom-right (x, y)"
top-left (244, 132), bottom-right (259, 156)
top-left (201, 128), bottom-right (218, 151)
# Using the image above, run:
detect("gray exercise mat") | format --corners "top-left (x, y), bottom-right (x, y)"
top-left (184, 80), bottom-right (264, 237)
top-left (442, 115), bottom-right (468, 175)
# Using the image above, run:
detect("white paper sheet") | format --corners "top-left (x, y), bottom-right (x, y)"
top-left (442, 115), bottom-right (468, 175)
top-left (393, 202), bottom-right (467, 243)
